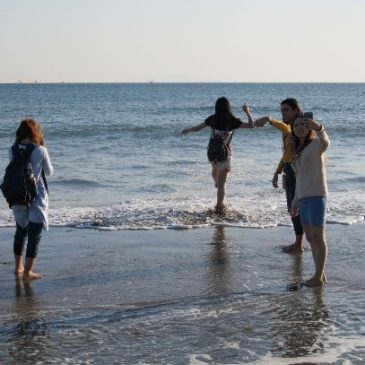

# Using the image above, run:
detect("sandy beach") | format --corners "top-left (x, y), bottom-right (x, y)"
top-left (0, 223), bottom-right (364, 364)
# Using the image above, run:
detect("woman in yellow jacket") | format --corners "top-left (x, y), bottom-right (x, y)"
top-left (255, 98), bottom-right (304, 253)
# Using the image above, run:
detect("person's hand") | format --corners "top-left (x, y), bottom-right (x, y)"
top-left (282, 173), bottom-right (287, 190)
top-left (242, 103), bottom-right (250, 114)
top-left (254, 117), bottom-right (270, 128)
top-left (302, 118), bottom-right (322, 131)
top-left (290, 205), bottom-right (299, 217)
top-left (272, 172), bottom-right (279, 188)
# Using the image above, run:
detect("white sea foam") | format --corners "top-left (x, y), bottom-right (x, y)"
top-left (0, 189), bottom-right (363, 230)
top-left (188, 354), bottom-right (213, 365)
top-left (186, 336), bottom-right (365, 365)
top-left (247, 335), bottom-right (365, 365)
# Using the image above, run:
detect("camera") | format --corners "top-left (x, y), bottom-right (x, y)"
top-left (303, 112), bottom-right (313, 119)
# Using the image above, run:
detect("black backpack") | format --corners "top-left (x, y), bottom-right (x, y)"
top-left (207, 129), bottom-right (233, 163)
top-left (0, 143), bottom-right (38, 208)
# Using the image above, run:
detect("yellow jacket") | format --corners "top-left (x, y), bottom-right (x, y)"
top-left (269, 118), bottom-right (294, 174)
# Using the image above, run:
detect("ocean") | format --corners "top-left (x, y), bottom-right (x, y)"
top-left (0, 83), bottom-right (365, 364)
top-left (0, 83), bottom-right (364, 229)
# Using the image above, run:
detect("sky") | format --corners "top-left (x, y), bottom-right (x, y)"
top-left (1, 0), bottom-right (364, 83)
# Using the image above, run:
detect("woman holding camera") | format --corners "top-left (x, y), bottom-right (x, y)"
top-left (290, 116), bottom-right (330, 286)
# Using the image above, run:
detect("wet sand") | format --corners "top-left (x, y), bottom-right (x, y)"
top-left (0, 223), bottom-right (364, 364)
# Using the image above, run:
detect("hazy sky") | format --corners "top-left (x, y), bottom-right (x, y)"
top-left (1, 0), bottom-right (364, 82)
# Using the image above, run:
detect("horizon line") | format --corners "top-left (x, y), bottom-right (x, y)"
top-left (1, 81), bottom-right (365, 85)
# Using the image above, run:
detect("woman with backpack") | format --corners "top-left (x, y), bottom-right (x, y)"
top-left (290, 115), bottom-right (330, 286)
top-left (254, 98), bottom-right (304, 253)
top-left (181, 97), bottom-right (254, 214)
top-left (9, 119), bottom-right (54, 280)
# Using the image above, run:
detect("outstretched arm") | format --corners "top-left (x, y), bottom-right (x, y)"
top-left (254, 116), bottom-right (271, 128)
top-left (240, 103), bottom-right (254, 128)
top-left (181, 122), bottom-right (208, 136)
top-left (303, 118), bottom-right (330, 152)
top-left (255, 117), bottom-right (291, 134)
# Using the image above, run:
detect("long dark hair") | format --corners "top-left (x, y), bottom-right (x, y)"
top-left (280, 98), bottom-right (303, 124)
top-left (15, 119), bottom-right (44, 146)
top-left (214, 97), bottom-right (238, 124)
top-left (291, 116), bottom-right (316, 156)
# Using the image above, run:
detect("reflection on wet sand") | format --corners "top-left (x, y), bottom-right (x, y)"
top-left (9, 281), bottom-right (48, 364)
top-left (290, 252), bottom-right (304, 284)
top-left (207, 226), bottom-right (232, 295)
top-left (274, 254), bottom-right (329, 358)
top-left (0, 224), bottom-right (362, 364)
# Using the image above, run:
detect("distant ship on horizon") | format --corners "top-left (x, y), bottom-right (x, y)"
top-left (18, 79), bottom-right (38, 84)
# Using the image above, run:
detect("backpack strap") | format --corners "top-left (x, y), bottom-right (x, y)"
top-left (226, 129), bottom-right (234, 145)
top-left (11, 144), bottom-right (22, 161)
top-left (12, 143), bottom-right (36, 160)
top-left (210, 126), bottom-right (234, 145)
top-left (41, 169), bottom-right (49, 193)
top-left (223, 125), bottom-right (234, 146)
top-left (12, 143), bottom-right (49, 192)
top-left (24, 143), bottom-right (36, 159)
top-left (26, 144), bottom-right (49, 193)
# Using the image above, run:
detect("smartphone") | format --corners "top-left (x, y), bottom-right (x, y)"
top-left (303, 112), bottom-right (313, 119)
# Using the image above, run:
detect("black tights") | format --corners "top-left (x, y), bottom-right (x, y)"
top-left (13, 222), bottom-right (43, 258)
top-left (284, 163), bottom-right (304, 237)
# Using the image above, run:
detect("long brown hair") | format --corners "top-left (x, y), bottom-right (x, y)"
top-left (214, 97), bottom-right (239, 125)
top-left (15, 119), bottom-right (45, 146)
top-left (291, 116), bottom-right (316, 156)
top-left (280, 98), bottom-right (303, 124)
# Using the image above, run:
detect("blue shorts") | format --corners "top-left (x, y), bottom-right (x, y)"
top-left (299, 197), bottom-right (327, 226)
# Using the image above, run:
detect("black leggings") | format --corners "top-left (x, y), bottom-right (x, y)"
top-left (13, 222), bottom-right (43, 258)
top-left (284, 164), bottom-right (304, 236)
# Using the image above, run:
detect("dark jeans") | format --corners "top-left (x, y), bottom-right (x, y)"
top-left (284, 163), bottom-right (304, 236)
top-left (13, 222), bottom-right (43, 258)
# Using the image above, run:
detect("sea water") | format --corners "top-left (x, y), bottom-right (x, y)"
top-left (0, 83), bottom-right (363, 229)
top-left (0, 84), bottom-right (365, 363)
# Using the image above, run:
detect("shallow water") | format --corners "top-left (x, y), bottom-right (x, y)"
top-left (0, 83), bottom-right (364, 229)
top-left (0, 83), bottom-right (364, 363)
top-left (0, 224), bottom-right (364, 364)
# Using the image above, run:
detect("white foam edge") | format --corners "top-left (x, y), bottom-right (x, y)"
top-left (208, 335), bottom-right (365, 365)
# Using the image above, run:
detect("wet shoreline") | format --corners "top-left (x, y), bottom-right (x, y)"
top-left (0, 224), bottom-right (364, 364)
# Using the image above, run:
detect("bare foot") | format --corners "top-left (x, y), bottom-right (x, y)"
top-left (282, 242), bottom-right (304, 254)
top-left (14, 269), bottom-right (24, 280)
top-left (23, 271), bottom-right (42, 280)
top-left (303, 277), bottom-right (324, 287)
top-left (214, 204), bottom-right (226, 216)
